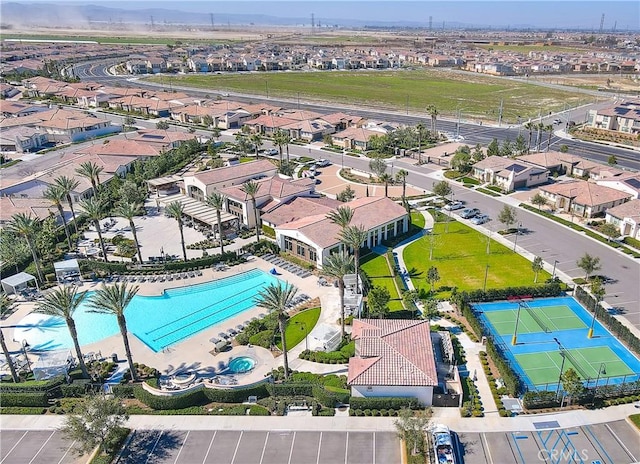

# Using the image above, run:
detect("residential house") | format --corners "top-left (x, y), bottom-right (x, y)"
top-left (517, 151), bottom-right (583, 176)
top-left (597, 173), bottom-right (640, 199)
top-left (539, 179), bottom-right (632, 218)
top-left (587, 100), bottom-right (640, 135)
top-left (472, 156), bottom-right (549, 191)
top-left (347, 319), bottom-right (438, 406)
top-left (331, 126), bottom-right (381, 151)
top-left (0, 127), bottom-right (49, 153)
top-left (0, 196), bottom-right (61, 226)
top-left (605, 199), bottom-right (640, 239)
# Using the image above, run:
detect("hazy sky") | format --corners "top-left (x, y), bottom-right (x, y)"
top-left (12, 1), bottom-right (640, 30)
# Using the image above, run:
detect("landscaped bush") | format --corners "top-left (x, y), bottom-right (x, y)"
top-left (203, 384), bottom-right (269, 403)
top-left (61, 381), bottom-right (89, 398)
top-left (485, 339), bottom-right (522, 397)
top-left (0, 407), bottom-right (46, 414)
top-left (241, 239), bottom-right (280, 257)
top-left (267, 383), bottom-right (314, 398)
top-left (349, 396), bottom-right (422, 410)
top-left (133, 386), bottom-right (207, 410)
top-left (298, 341), bottom-right (355, 364)
top-left (165, 251), bottom-right (244, 271)
top-left (0, 376), bottom-right (64, 393)
top-left (1, 392), bottom-right (50, 407)
top-left (459, 282), bottom-right (564, 304)
top-left (111, 384), bottom-right (135, 398)
top-left (523, 390), bottom-right (560, 410)
top-left (248, 330), bottom-right (275, 349)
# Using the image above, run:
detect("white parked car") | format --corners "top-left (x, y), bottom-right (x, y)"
top-left (317, 159), bottom-right (331, 167)
top-left (444, 201), bottom-right (464, 211)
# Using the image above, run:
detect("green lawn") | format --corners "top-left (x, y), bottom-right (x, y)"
top-left (361, 253), bottom-right (404, 311)
top-left (151, 70), bottom-right (584, 122)
top-left (411, 211), bottom-right (425, 230)
top-left (403, 220), bottom-right (551, 297)
top-left (630, 414), bottom-right (640, 430)
top-left (284, 307), bottom-right (321, 349)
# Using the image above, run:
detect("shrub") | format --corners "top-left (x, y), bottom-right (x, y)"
top-left (111, 385), bottom-right (135, 398)
top-left (249, 330), bottom-right (274, 349)
top-left (61, 382), bottom-right (88, 398)
top-left (204, 384), bottom-right (269, 403)
top-left (1, 392), bottom-right (49, 407)
top-left (0, 407), bottom-right (47, 414)
top-left (134, 386), bottom-right (206, 410)
top-left (349, 396), bottom-right (421, 410)
top-left (523, 391), bottom-right (560, 410)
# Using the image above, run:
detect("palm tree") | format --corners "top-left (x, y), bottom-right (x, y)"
top-left (75, 161), bottom-right (103, 195)
top-left (7, 213), bottom-right (44, 283)
top-left (241, 180), bottom-right (261, 243)
top-left (116, 202), bottom-right (143, 264)
top-left (524, 121), bottom-right (533, 153)
top-left (545, 124), bottom-right (554, 151)
top-left (87, 283), bottom-right (140, 381)
top-left (79, 196), bottom-right (109, 263)
top-left (254, 282), bottom-right (298, 380)
top-left (34, 286), bottom-right (90, 379)
top-left (165, 201), bottom-right (188, 261)
top-left (322, 251), bottom-right (355, 339)
top-left (250, 133), bottom-right (263, 159)
top-left (396, 169), bottom-right (409, 202)
top-left (206, 192), bottom-right (228, 254)
top-left (43, 185), bottom-right (72, 249)
top-left (273, 129), bottom-right (290, 163)
top-left (340, 225), bottom-right (368, 311)
top-left (427, 105), bottom-right (439, 135)
top-left (379, 173), bottom-right (393, 198)
top-left (327, 206), bottom-right (353, 253)
top-left (54, 175), bottom-right (80, 234)
top-left (0, 294), bottom-right (19, 383)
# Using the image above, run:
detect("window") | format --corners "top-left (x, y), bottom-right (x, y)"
top-left (284, 237), bottom-right (293, 252)
top-left (309, 249), bottom-right (317, 262)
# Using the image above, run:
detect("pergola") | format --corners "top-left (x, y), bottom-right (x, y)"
top-left (32, 349), bottom-right (72, 381)
top-left (0, 272), bottom-right (38, 295)
top-left (53, 259), bottom-right (81, 283)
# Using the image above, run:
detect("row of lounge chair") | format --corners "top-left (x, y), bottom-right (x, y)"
top-left (108, 270), bottom-right (203, 283)
top-left (286, 293), bottom-right (311, 312)
top-left (209, 318), bottom-right (255, 345)
top-left (261, 254), bottom-right (312, 278)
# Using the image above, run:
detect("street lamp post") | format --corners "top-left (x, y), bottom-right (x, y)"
top-left (21, 340), bottom-right (31, 374)
top-left (552, 260), bottom-right (559, 279)
top-left (513, 222), bottom-right (523, 252)
top-left (483, 264), bottom-right (490, 292)
top-left (554, 338), bottom-right (566, 399)
top-left (587, 294), bottom-right (601, 339)
top-left (594, 363), bottom-right (606, 395)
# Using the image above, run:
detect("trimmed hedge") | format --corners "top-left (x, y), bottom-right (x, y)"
top-left (203, 384), bottom-right (269, 403)
top-left (267, 383), bottom-right (314, 398)
top-left (349, 396), bottom-right (422, 410)
top-left (486, 338), bottom-right (522, 397)
top-left (0, 407), bottom-right (47, 414)
top-left (458, 282), bottom-right (564, 304)
top-left (133, 386), bottom-right (206, 410)
top-left (523, 390), bottom-right (560, 410)
top-left (165, 251), bottom-right (244, 271)
top-left (0, 376), bottom-right (64, 393)
top-left (1, 392), bottom-right (50, 407)
top-left (111, 384), bottom-right (135, 398)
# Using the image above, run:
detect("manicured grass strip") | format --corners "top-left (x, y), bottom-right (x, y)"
top-left (361, 253), bottom-right (403, 311)
top-left (283, 307), bottom-right (320, 350)
top-left (476, 187), bottom-right (501, 197)
top-left (154, 70), bottom-right (584, 120)
top-left (630, 414), bottom-right (640, 430)
top-left (411, 211), bottom-right (425, 230)
top-left (403, 219), bottom-right (550, 297)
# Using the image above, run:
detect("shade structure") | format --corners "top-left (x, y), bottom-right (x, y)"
top-left (1, 272), bottom-right (38, 294)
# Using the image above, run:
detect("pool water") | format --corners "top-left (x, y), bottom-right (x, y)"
top-left (228, 356), bottom-right (256, 373)
top-left (15, 269), bottom-right (281, 353)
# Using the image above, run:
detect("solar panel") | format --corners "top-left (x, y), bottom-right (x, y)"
top-left (626, 178), bottom-right (640, 189)
top-left (141, 134), bottom-right (164, 140)
top-left (507, 164), bottom-right (527, 173)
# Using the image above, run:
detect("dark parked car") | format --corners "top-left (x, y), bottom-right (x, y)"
top-left (459, 208), bottom-right (480, 219)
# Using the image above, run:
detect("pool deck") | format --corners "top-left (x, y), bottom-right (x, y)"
top-left (2, 257), bottom-right (337, 383)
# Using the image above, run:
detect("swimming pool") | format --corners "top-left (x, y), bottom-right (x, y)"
top-left (15, 269), bottom-right (281, 353)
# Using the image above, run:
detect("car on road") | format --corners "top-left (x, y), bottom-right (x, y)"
top-left (470, 214), bottom-right (490, 225)
top-left (444, 201), bottom-right (464, 211)
top-left (317, 159), bottom-right (331, 167)
top-left (459, 208), bottom-right (480, 219)
top-left (265, 148), bottom-right (278, 156)
top-left (553, 118), bottom-right (562, 125)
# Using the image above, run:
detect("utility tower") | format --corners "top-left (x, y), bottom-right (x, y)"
top-left (210, 13), bottom-right (214, 30)
top-left (150, 16), bottom-right (154, 30)
top-left (311, 13), bottom-right (315, 33)
top-left (599, 13), bottom-right (605, 33)
top-left (429, 16), bottom-right (433, 31)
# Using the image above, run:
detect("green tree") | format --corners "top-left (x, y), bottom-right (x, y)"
top-left (327, 205), bottom-right (353, 230)
top-left (560, 367), bottom-right (585, 403)
top-left (500, 138), bottom-right (513, 157)
top-left (451, 149), bottom-right (472, 173)
top-left (336, 185), bottom-right (356, 202)
top-left (559, 144), bottom-right (569, 153)
top-left (432, 180), bottom-right (452, 199)
top-left (165, 201), bottom-right (188, 261)
top-left (368, 286), bottom-right (390, 319)
top-left (323, 134), bottom-right (333, 146)
top-left (116, 202), bottom-right (143, 264)
top-left (394, 408), bottom-right (431, 457)
top-left (427, 104), bottom-right (438, 134)
top-left (76, 161), bottom-right (103, 195)
top-left (322, 251), bottom-right (355, 338)
top-left (156, 120), bottom-right (169, 130)
top-left (206, 192), bottom-right (228, 254)
top-left (379, 173), bottom-right (393, 197)
top-left (250, 133), bottom-right (263, 158)
top-left (497, 205), bottom-right (518, 231)
top-left (54, 175), bottom-right (80, 234)
top-left (590, 276), bottom-right (606, 303)
top-left (61, 394), bottom-right (129, 456)
top-left (272, 129), bottom-right (290, 163)
top-left (43, 185), bottom-right (72, 249)
top-left (87, 283), bottom-right (140, 381)
top-left (421, 297), bottom-right (439, 325)
top-left (210, 127), bottom-right (221, 140)
top-left (524, 122), bottom-right (534, 152)
top-left (514, 134), bottom-right (527, 155)
top-left (0, 294), bottom-right (19, 383)
top-left (124, 115), bottom-right (135, 127)
top-left (532, 256), bottom-right (544, 283)
top-left (531, 193), bottom-right (548, 210)
top-left (118, 180), bottom-right (147, 206)
top-left (426, 266), bottom-right (440, 293)
top-left (396, 169), bottom-right (409, 202)
top-left (471, 143), bottom-right (485, 163)
top-left (254, 282), bottom-right (298, 380)
top-left (545, 124), bottom-right (554, 151)
top-left (79, 196), bottom-right (109, 263)
top-left (369, 155), bottom-right (388, 178)
top-left (576, 253), bottom-right (601, 281)
top-left (7, 213), bottom-right (44, 283)
top-left (0, 229), bottom-right (30, 274)
top-left (202, 115), bottom-right (214, 128)
top-left (234, 132), bottom-right (252, 154)
top-left (486, 138), bottom-right (500, 157)
top-left (607, 155), bottom-right (617, 166)
top-left (599, 223), bottom-right (619, 242)
top-left (241, 180), bottom-right (261, 243)
top-left (34, 286), bottom-right (89, 379)
top-left (340, 225), bottom-right (368, 304)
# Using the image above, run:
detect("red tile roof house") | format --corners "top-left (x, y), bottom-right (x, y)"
top-left (539, 179), bottom-right (633, 219)
top-left (347, 319), bottom-right (438, 406)
top-left (605, 199), bottom-right (640, 240)
top-left (471, 156), bottom-right (548, 192)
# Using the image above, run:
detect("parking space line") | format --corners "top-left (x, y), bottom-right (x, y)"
top-left (315, 432), bottom-right (323, 464)
top-left (372, 432), bottom-right (376, 464)
top-left (344, 432), bottom-right (349, 464)
top-left (202, 431), bottom-right (217, 464)
top-left (173, 431), bottom-right (189, 464)
top-left (231, 431), bottom-right (243, 464)
top-left (146, 431), bottom-right (163, 464)
top-left (258, 432), bottom-right (269, 464)
top-left (0, 431), bottom-right (27, 463)
top-left (605, 423), bottom-right (637, 462)
top-left (28, 430), bottom-right (55, 464)
top-left (287, 432), bottom-right (296, 464)
top-left (482, 433), bottom-right (494, 464)
top-left (57, 440), bottom-right (76, 464)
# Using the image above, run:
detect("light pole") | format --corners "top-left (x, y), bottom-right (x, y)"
top-left (21, 340), bottom-right (31, 374)
top-left (552, 260), bottom-right (559, 279)
top-left (483, 264), bottom-right (490, 292)
top-left (587, 292), bottom-right (601, 339)
top-left (512, 300), bottom-right (523, 345)
top-left (513, 222), bottom-right (522, 252)
top-left (554, 338), bottom-right (566, 398)
top-left (594, 363), bottom-right (606, 394)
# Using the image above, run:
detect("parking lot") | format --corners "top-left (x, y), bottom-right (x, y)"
top-left (0, 430), bottom-right (82, 464)
top-left (457, 420), bottom-right (639, 464)
top-left (118, 429), bottom-right (400, 464)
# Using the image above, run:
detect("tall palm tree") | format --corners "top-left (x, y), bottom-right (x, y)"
top-left (327, 205), bottom-right (353, 253)
top-left (54, 175), bottom-right (80, 234)
top-left (427, 104), bottom-right (438, 135)
top-left (43, 185), bottom-right (72, 249)
top-left (0, 294), bottom-right (20, 383)
top-left (116, 202), bottom-right (143, 264)
top-left (165, 201), bottom-right (188, 261)
top-left (241, 180), bottom-right (261, 243)
top-left (34, 286), bottom-right (89, 379)
top-left (379, 173), bottom-right (393, 198)
top-left (87, 283), bottom-right (140, 381)
top-left (524, 121), bottom-right (533, 153)
top-left (206, 192), bottom-right (228, 254)
top-left (396, 169), bottom-right (409, 203)
top-left (254, 282), bottom-right (298, 381)
top-left (322, 251), bottom-right (355, 339)
top-left (250, 133), bottom-right (263, 159)
top-left (545, 124), bottom-right (554, 151)
top-left (273, 129), bottom-right (290, 164)
top-left (7, 213), bottom-right (44, 283)
top-left (79, 196), bottom-right (109, 263)
top-left (339, 224), bottom-right (368, 312)
top-left (75, 161), bottom-right (103, 195)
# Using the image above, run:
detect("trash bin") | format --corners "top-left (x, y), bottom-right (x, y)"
top-left (111, 353), bottom-right (118, 362)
